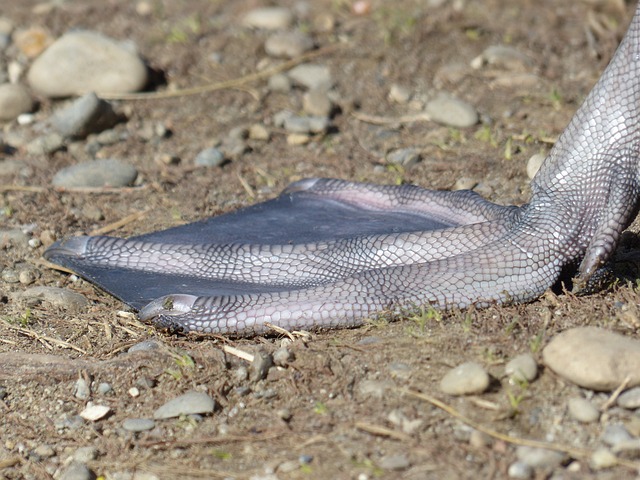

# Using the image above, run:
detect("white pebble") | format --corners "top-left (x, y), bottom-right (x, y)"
top-left (439, 361), bottom-right (489, 395)
top-left (79, 403), bottom-right (111, 421)
top-left (567, 397), bottom-right (600, 423)
top-left (505, 353), bottom-right (538, 383)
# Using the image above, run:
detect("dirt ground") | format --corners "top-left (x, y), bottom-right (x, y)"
top-left (2, 0), bottom-right (640, 478)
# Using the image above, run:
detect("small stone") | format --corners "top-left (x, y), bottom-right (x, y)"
top-left (507, 461), bottom-right (532, 479)
top-left (15, 286), bottom-right (88, 310)
top-left (265, 31), bottom-right (314, 58)
top-left (358, 379), bottom-right (394, 399)
top-left (0, 83), bottom-right (33, 121)
top-left (505, 353), bottom-right (538, 383)
top-left (248, 124), bottom-right (270, 140)
top-left (601, 424), bottom-right (633, 447)
top-left (153, 391), bottom-right (215, 419)
top-left (378, 454), bottom-right (410, 471)
top-left (302, 89), bottom-right (332, 117)
top-left (590, 448), bottom-right (618, 470)
top-left (250, 351), bottom-right (274, 381)
top-left (18, 270), bottom-right (35, 287)
top-left (59, 462), bottom-right (96, 480)
top-left (288, 63), bottom-right (332, 91)
top-left (472, 45), bottom-right (534, 72)
top-left (425, 93), bottom-right (478, 128)
top-left (273, 347), bottom-right (295, 367)
top-left (439, 361), bottom-right (490, 395)
top-left (268, 73), bottom-right (291, 92)
top-left (617, 386), bottom-right (640, 409)
top-left (97, 383), bottom-right (113, 395)
top-left (79, 404), bottom-right (111, 421)
top-left (277, 408), bottom-right (292, 421)
top-left (122, 418), bottom-right (156, 432)
top-left (74, 378), bottom-right (91, 400)
top-left (28, 238), bottom-right (42, 248)
top-left (543, 327), bottom-right (640, 391)
top-left (13, 27), bottom-right (52, 58)
top-left (194, 147), bottom-right (225, 167)
top-left (283, 115), bottom-right (329, 134)
top-left (611, 438), bottom-right (640, 456)
top-left (52, 93), bottom-right (121, 139)
top-left (1, 269), bottom-right (18, 283)
top-left (287, 133), bottom-right (310, 145)
top-left (568, 397), bottom-right (600, 423)
top-left (26, 133), bottom-right (65, 155)
top-left (128, 340), bottom-right (162, 352)
top-left (386, 148), bottom-right (421, 168)
top-left (128, 387), bottom-right (140, 398)
top-left (527, 153), bottom-right (546, 179)
top-left (516, 446), bottom-right (565, 468)
top-left (33, 444), bottom-right (55, 458)
top-left (52, 158), bottom-right (138, 188)
top-left (73, 446), bottom-right (98, 462)
top-left (28, 30), bottom-right (147, 98)
top-left (234, 365), bottom-right (249, 382)
top-left (242, 7), bottom-right (294, 30)
top-left (388, 84), bottom-right (411, 104)
top-left (469, 429), bottom-right (492, 448)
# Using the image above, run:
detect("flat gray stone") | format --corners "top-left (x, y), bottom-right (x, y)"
top-left (0, 83), bottom-right (33, 121)
top-left (543, 327), bottom-right (640, 391)
top-left (515, 446), bottom-right (565, 468)
top-left (567, 397), bottom-right (600, 423)
top-left (194, 147), bottom-right (225, 167)
top-left (283, 115), bottom-right (328, 133)
top-left (505, 353), bottom-right (538, 383)
top-left (242, 7), bottom-right (293, 30)
top-left (425, 93), bottom-right (478, 128)
top-left (52, 158), bottom-right (137, 188)
top-left (59, 462), bottom-right (96, 480)
top-left (28, 30), bottom-right (147, 98)
top-left (153, 391), bottom-right (215, 419)
top-left (122, 418), bottom-right (156, 432)
top-left (439, 361), bottom-right (489, 395)
top-left (14, 286), bottom-right (88, 310)
top-left (52, 93), bottom-right (120, 138)
top-left (287, 63), bottom-right (332, 91)
top-left (265, 31), bottom-right (314, 58)
top-left (617, 386), bottom-right (640, 409)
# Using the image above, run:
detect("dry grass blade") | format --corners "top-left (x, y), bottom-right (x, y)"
top-left (223, 345), bottom-right (254, 363)
top-left (264, 322), bottom-right (296, 341)
top-left (100, 43), bottom-right (343, 101)
top-left (354, 421), bottom-right (412, 442)
top-left (601, 375), bottom-right (631, 411)
top-left (89, 207), bottom-right (151, 235)
top-left (351, 110), bottom-right (431, 126)
top-left (398, 388), bottom-right (640, 470)
top-left (0, 185), bottom-right (48, 193)
top-left (0, 318), bottom-right (87, 354)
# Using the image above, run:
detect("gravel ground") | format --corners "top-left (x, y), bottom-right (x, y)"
top-left (2, 1), bottom-right (640, 479)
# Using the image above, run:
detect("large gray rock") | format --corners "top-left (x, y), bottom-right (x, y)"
top-left (28, 31), bottom-right (147, 98)
top-left (52, 93), bottom-right (121, 138)
top-left (543, 327), bottom-right (640, 390)
top-left (52, 158), bottom-right (137, 188)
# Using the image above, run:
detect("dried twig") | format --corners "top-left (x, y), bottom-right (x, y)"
top-left (222, 345), bottom-right (254, 363)
top-left (89, 208), bottom-right (151, 236)
top-left (601, 376), bottom-right (631, 411)
top-left (264, 322), bottom-right (296, 341)
top-left (351, 110), bottom-right (431, 126)
top-left (100, 44), bottom-right (343, 101)
top-left (354, 421), bottom-right (412, 442)
top-left (0, 318), bottom-right (87, 354)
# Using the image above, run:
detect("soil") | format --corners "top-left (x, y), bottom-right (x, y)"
top-left (2, 0), bottom-right (640, 479)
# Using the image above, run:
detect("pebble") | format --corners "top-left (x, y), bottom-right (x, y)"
top-left (73, 446), bottom-right (98, 462)
top-left (52, 93), bottom-right (121, 139)
top-left (425, 93), bottom-right (478, 128)
top-left (248, 124), bottom-right (270, 140)
top-left (388, 84), bottom-right (411, 104)
top-left (471, 45), bottom-right (533, 72)
top-left (265, 31), bottom-right (314, 58)
top-left (378, 454), bottom-right (410, 471)
top-left (1, 268), bottom-right (19, 283)
top-left (439, 361), bottom-right (489, 395)
top-left (250, 351), bottom-right (274, 381)
top-left (543, 326), bottom-right (640, 390)
top-left (287, 63), bottom-right (333, 91)
top-left (358, 379), bottom-right (394, 399)
top-left (128, 340), bottom-right (162, 353)
top-left (507, 461), bottom-right (532, 479)
top-left (194, 147), bottom-right (225, 167)
top-left (617, 386), bottom-right (640, 409)
top-left (0, 83), bottom-right (33, 121)
top-left (74, 378), bottom-right (91, 400)
top-left (33, 444), bottom-right (55, 458)
top-left (153, 391), bottom-right (215, 419)
top-left (567, 397), bottom-right (600, 423)
top-left (302, 89), bottom-right (333, 117)
top-left (526, 153), bottom-right (546, 179)
top-left (52, 158), bottom-right (138, 188)
top-left (59, 462), bottom-right (95, 480)
top-left (28, 30), bottom-right (148, 98)
top-left (97, 383), bottom-right (113, 395)
top-left (273, 347), bottom-right (295, 366)
top-left (283, 115), bottom-right (329, 134)
top-left (242, 7), bottom-right (294, 30)
top-left (611, 438), bottom-right (640, 456)
top-left (386, 148), bottom-right (421, 168)
top-left (18, 269), bottom-right (36, 285)
top-left (14, 286), bottom-right (88, 310)
top-left (287, 133), bottom-right (310, 145)
top-left (268, 73), bottom-right (292, 92)
top-left (26, 133), bottom-right (65, 155)
top-left (13, 26), bottom-right (52, 58)
top-left (601, 424), bottom-right (633, 447)
top-left (122, 418), bottom-right (156, 432)
top-left (80, 403), bottom-right (111, 421)
top-left (590, 448), bottom-right (618, 470)
top-left (515, 446), bottom-right (565, 468)
top-left (469, 429), bottom-right (492, 448)
top-left (505, 353), bottom-right (538, 383)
